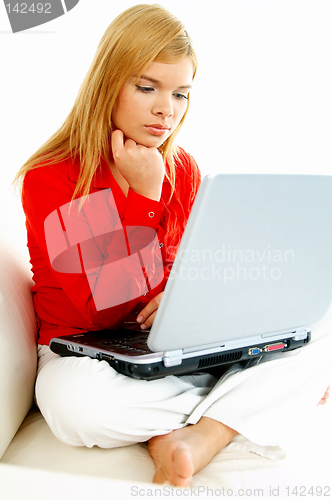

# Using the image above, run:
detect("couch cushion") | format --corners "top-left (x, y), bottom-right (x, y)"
top-left (0, 232), bottom-right (37, 459)
top-left (1, 409), bottom-right (285, 486)
top-left (3, 407), bottom-right (332, 489)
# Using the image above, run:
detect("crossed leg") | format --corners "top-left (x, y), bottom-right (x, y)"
top-left (148, 417), bottom-right (238, 487)
top-left (148, 383), bottom-right (330, 487)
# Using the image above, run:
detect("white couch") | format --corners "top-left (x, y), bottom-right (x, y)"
top-left (1, 229), bottom-right (331, 499)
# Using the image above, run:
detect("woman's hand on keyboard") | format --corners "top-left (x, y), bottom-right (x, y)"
top-left (136, 292), bottom-right (164, 330)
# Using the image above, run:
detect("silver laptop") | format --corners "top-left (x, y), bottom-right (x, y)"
top-left (50, 174), bottom-right (332, 379)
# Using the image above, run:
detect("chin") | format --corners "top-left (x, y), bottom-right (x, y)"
top-left (136, 136), bottom-right (166, 149)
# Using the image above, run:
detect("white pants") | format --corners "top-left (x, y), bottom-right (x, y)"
top-left (36, 309), bottom-right (332, 460)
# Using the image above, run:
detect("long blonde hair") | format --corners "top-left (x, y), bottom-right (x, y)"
top-left (14, 4), bottom-right (197, 201)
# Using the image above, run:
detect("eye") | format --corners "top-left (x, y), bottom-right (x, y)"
top-left (135, 85), bottom-right (154, 93)
top-left (173, 93), bottom-right (188, 100)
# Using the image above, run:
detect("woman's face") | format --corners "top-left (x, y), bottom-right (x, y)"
top-left (112, 57), bottom-right (194, 148)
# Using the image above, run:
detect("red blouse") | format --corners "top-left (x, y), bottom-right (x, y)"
top-left (22, 147), bottom-right (201, 345)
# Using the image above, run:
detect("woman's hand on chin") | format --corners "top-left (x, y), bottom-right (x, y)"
top-left (111, 129), bottom-right (165, 201)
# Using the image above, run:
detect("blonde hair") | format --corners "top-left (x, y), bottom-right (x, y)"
top-left (14, 4), bottom-right (197, 201)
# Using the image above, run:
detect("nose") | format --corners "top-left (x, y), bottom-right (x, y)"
top-left (152, 93), bottom-right (173, 117)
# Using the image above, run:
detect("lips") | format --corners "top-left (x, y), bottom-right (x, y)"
top-left (145, 124), bottom-right (171, 136)
top-left (147, 124), bottom-right (170, 129)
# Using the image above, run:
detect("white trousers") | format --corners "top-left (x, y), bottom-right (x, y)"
top-left (36, 308), bottom-right (332, 460)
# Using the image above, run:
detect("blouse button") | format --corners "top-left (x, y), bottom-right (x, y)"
top-left (159, 243), bottom-right (163, 248)
top-left (148, 212), bottom-right (155, 218)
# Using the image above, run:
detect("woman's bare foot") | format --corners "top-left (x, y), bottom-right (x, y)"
top-left (147, 417), bottom-right (238, 487)
top-left (318, 385), bottom-right (330, 406)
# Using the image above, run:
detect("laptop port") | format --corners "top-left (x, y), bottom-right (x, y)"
top-left (119, 362), bottom-right (125, 371)
top-left (102, 354), bottom-right (115, 362)
top-left (263, 342), bottom-right (286, 352)
top-left (248, 347), bottom-right (261, 355)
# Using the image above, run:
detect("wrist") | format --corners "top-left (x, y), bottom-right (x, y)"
top-left (130, 185), bottom-right (162, 201)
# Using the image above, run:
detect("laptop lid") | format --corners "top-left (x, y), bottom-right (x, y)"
top-left (148, 174), bottom-right (332, 353)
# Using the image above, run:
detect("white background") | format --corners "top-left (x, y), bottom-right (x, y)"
top-left (0, 0), bottom-right (331, 480)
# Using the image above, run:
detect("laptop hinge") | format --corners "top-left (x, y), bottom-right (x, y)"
top-left (292, 328), bottom-right (310, 341)
top-left (163, 350), bottom-right (183, 367)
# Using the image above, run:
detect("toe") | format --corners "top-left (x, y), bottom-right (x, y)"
top-left (174, 446), bottom-right (194, 480)
top-left (153, 466), bottom-right (168, 485)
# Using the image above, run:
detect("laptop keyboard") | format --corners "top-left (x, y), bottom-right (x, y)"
top-left (99, 333), bottom-right (152, 354)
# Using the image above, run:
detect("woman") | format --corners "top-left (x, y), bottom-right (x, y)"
top-left (15, 3), bottom-right (330, 488)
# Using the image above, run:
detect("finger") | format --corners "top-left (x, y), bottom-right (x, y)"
top-left (136, 301), bottom-right (158, 325)
top-left (317, 385), bottom-right (330, 405)
top-left (111, 129), bottom-right (124, 157)
top-left (140, 310), bottom-right (157, 330)
top-left (323, 385), bottom-right (330, 399)
top-left (136, 292), bottom-right (163, 326)
top-left (123, 137), bottom-right (137, 149)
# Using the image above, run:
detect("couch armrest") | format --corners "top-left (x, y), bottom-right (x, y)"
top-left (0, 232), bottom-right (37, 459)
